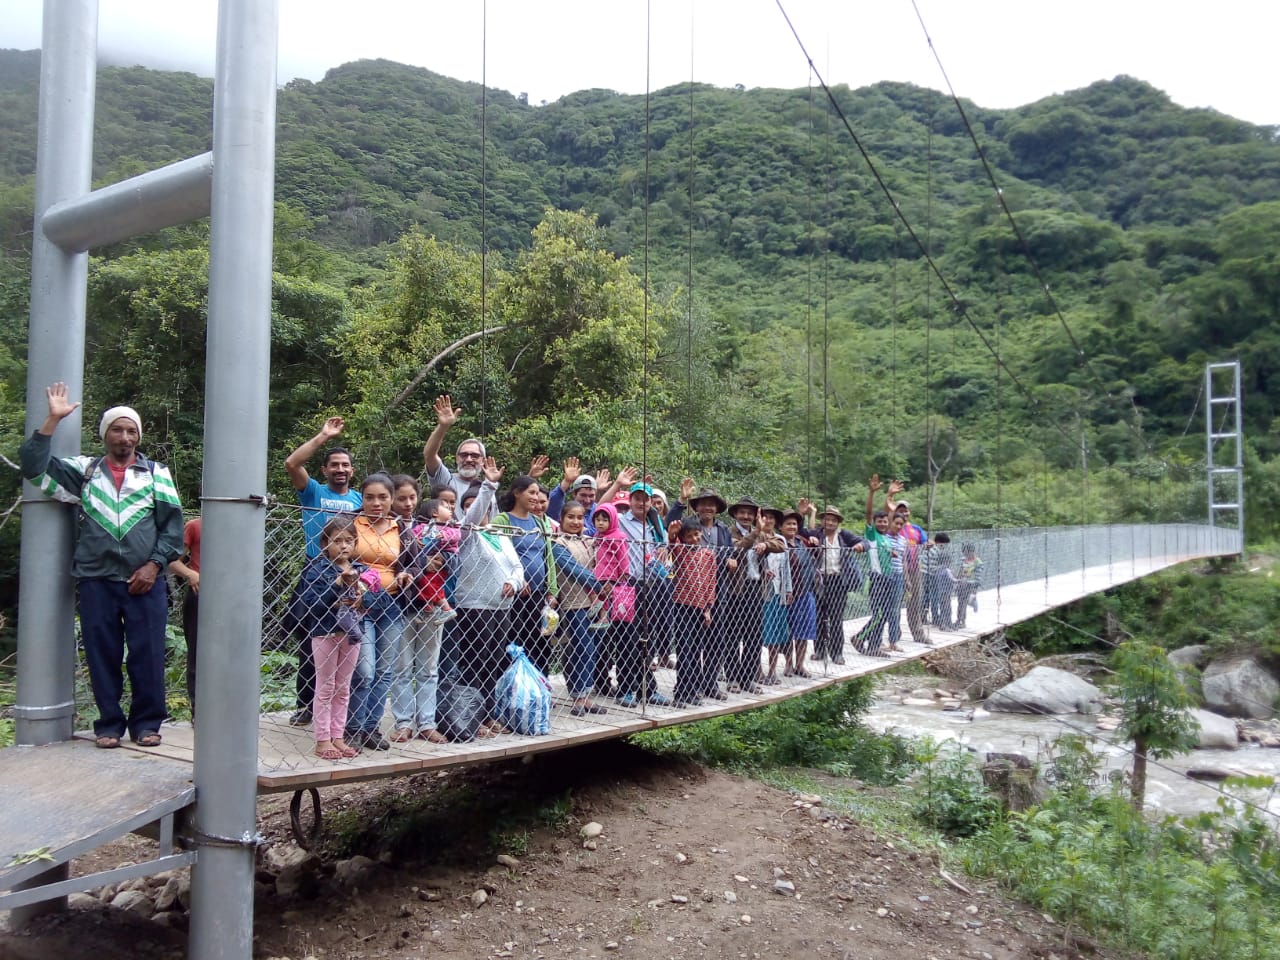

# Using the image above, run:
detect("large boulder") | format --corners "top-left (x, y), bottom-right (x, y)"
top-left (1168, 645), bottom-right (1210, 670)
top-left (986, 666), bottom-right (1103, 715)
top-left (1190, 709), bottom-right (1239, 750)
top-left (1202, 657), bottom-right (1280, 720)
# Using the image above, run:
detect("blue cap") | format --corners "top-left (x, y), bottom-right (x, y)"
top-left (629, 481), bottom-right (654, 497)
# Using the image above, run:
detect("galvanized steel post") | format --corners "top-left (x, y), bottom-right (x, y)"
top-left (16, 0), bottom-right (97, 749)
top-left (187, 1), bottom-right (278, 957)
top-left (9, 0), bottom-right (98, 927)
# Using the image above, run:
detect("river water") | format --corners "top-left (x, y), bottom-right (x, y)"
top-left (865, 692), bottom-right (1280, 818)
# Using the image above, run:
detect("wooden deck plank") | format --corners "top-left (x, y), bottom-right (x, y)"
top-left (0, 740), bottom-right (194, 891)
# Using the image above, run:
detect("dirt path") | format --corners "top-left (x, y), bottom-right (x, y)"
top-left (1, 743), bottom-right (1110, 960)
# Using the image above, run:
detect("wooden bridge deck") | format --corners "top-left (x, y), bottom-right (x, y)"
top-left (79, 549), bottom-right (1205, 794)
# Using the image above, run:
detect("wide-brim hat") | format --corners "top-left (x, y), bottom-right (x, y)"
top-left (758, 505), bottom-right (785, 525)
top-left (728, 495), bottom-right (761, 516)
top-left (688, 487), bottom-right (728, 513)
top-left (818, 504), bottom-right (844, 521)
top-left (781, 509), bottom-right (805, 527)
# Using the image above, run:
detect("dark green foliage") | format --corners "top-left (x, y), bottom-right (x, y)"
top-left (3, 52), bottom-right (1280, 630)
top-left (631, 680), bottom-right (912, 784)
top-left (910, 739), bottom-right (1001, 837)
top-left (962, 780), bottom-right (1280, 959)
top-left (1008, 558), bottom-right (1280, 660)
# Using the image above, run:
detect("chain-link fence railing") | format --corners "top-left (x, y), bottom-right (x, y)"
top-left (99, 503), bottom-right (1237, 773)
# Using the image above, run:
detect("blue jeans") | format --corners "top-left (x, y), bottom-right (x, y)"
top-left (561, 608), bottom-right (598, 699)
top-left (856, 572), bottom-right (904, 654)
top-left (391, 609), bottom-right (442, 730)
top-left (78, 577), bottom-right (169, 740)
top-left (347, 605), bottom-right (405, 734)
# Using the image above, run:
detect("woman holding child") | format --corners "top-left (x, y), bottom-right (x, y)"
top-left (345, 473), bottom-right (413, 751)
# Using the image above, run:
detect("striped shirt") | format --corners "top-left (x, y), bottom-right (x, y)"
top-left (863, 524), bottom-right (905, 575)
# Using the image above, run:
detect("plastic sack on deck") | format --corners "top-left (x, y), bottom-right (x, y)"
top-left (496, 643), bottom-right (553, 736)
top-left (437, 683), bottom-right (485, 742)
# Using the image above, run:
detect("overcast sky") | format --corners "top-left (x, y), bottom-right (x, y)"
top-left (1, 1), bottom-right (1276, 126)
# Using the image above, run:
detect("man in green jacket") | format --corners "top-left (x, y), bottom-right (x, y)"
top-left (20, 382), bottom-right (185, 749)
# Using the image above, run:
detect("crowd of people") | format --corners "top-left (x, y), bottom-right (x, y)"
top-left (279, 397), bottom-right (986, 761)
top-left (18, 384), bottom-right (982, 761)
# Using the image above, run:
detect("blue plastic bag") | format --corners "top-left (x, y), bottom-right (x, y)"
top-left (496, 643), bottom-right (552, 736)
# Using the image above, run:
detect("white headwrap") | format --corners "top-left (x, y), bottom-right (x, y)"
top-left (99, 405), bottom-right (142, 441)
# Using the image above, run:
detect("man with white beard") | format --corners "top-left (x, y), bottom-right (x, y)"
top-left (421, 394), bottom-right (486, 520)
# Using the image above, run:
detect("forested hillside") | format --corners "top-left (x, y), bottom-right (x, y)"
top-left (1, 50), bottom-right (1279, 619)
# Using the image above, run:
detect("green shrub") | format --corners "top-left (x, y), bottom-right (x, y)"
top-left (961, 777), bottom-right (1280, 959)
top-left (632, 680), bottom-right (912, 784)
top-left (910, 738), bottom-right (1000, 837)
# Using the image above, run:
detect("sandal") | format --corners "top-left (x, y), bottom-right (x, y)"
top-left (314, 745), bottom-right (344, 761)
top-left (135, 731), bottom-right (162, 747)
top-left (416, 729), bottom-right (448, 744)
top-left (333, 740), bottom-right (360, 758)
top-left (389, 727), bottom-right (414, 743)
top-left (95, 735), bottom-right (121, 749)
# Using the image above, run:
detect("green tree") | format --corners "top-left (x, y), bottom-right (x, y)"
top-left (1111, 638), bottom-right (1198, 810)
top-left (496, 207), bottom-right (664, 411)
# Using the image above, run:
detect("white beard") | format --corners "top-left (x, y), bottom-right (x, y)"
top-left (456, 464), bottom-right (480, 480)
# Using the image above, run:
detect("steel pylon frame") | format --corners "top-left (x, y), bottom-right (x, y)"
top-left (18, 2), bottom-right (277, 957)
top-left (1205, 360), bottom-right (1245, 550)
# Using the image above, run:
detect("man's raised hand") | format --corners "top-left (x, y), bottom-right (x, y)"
top-left (45, 382), bottom-right (81, 420)
top-left (562, 456), bottom-right (581, 486)
top-left (320, 416), bottom-right (345, 440)
top-left (482, 456), bottom-right (504, 484)
top-left (433, 394), bottom-right (461, 428)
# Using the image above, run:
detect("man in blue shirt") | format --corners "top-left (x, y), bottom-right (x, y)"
top-left (285, 416), bottom-right (363, 557)
top-left (283, 415), bottom-right (363, 724)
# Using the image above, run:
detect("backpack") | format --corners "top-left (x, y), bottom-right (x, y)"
top-left (280, 557), bottom-right (322, 639)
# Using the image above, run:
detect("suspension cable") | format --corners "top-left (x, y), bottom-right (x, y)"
top-left (771, 0), bottom-right (1086, 460)
top-left (906, 0), bottom-right (1163, 464)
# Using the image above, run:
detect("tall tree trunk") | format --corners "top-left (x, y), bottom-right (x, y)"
top-left (1130, 734), bottom-right (1148, 811)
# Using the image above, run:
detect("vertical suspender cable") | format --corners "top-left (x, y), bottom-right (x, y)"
top-left (479, 0), bottom-right (488, 437)
top-left (639, 0), bottom-right (653, 713)
top-left (890, 228), bottom-right (899, 433)
top-left (804, 71), bottom-right (815, 500)
top-left (685, 4), bottom-right (695, 471)
top-left (821, 45), bottom-right (832, 496)
top-left (995, 286), bottom-right (1003, 613)
top-left (924, 99), bottom-right (934, 528)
